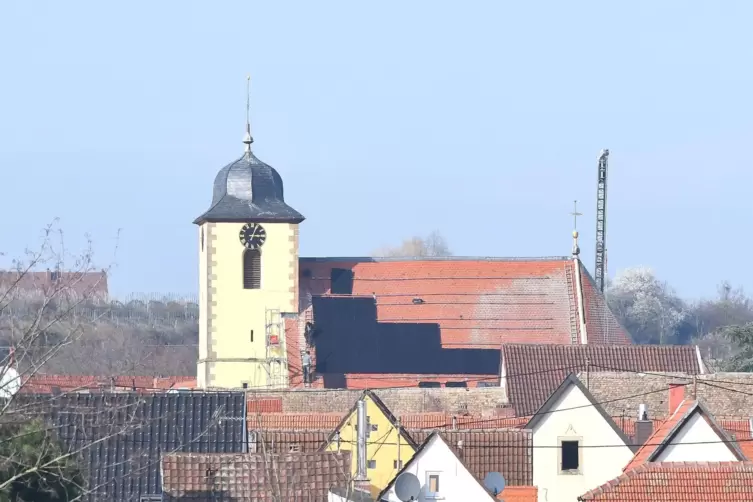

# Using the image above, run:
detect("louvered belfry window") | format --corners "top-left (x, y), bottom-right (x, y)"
top-left (243, 249), bottom-right (261, 289)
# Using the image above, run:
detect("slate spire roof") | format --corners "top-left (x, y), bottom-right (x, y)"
top-left (194, 152), bottom-right (304, 224)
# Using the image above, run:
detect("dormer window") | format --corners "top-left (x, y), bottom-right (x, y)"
top-left (330, 268), bottom-right (354, 295)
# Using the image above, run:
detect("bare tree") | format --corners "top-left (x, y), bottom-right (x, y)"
top-left (0, 223), bottom-right (228, 501)
top-left (606, 266), bottom-right (687, 344)
top-left (372, 230), bottom-right (452, 258)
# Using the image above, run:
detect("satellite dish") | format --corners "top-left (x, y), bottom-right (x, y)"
top-left (0, 367), bottom-right (20, 399)
top-left (394, 472), bottom-right (421, 502)
top-left (483, 472), bottom-right (506, 496)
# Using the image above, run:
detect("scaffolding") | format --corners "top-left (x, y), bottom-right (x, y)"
top-left (264, 308), bottom-right (288, 388)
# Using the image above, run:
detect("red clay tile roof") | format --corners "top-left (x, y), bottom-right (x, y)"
top-left (248, 430), bottom-right (331, 454)
top-left (409, 429), bottom-right (533, 486)
top-left (499, 486), bottom-right (538, 502)
top-left (613, 415), bottom-right (753, 456)
top-left (333, 373), bottom-right (499, 389)
top-left (161, 451), bottom-right (352, 502)
top-left (299, 258), bottom-right (626, 346)
top-left (578, 462), bottom-right (753, 501)
top-left (403, 415), bottom-right (528, 430)
top-left (0, 270), bottom-right (108, 300)
top-left (624, 399), bottom-right (746, 471)
top-left (247, 413), bottom-right (344, 430)
top-left (624, 399), bottom-right (695, 470)
top-left (719, 418), bottom-right (753, 459)
top-left (292, 257), bottom-right (631, 386)
top-left (247, 397), bottom-right (283, 413)
top-left (579, 266), bottom-right (628, 344)
top-left (501, 344), bottom-right (703, 416)
top-left (20, 374), bottom-right (194, 393)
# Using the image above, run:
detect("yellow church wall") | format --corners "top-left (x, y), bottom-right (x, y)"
top-left (198, 221), bottom-right (299, 389)
top-left (197, 223), bottom-right (210, 388)
top-left (325, 394), bottom-right (417, 492)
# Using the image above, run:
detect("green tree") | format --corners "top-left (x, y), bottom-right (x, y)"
top-left (0, 419), bottom-right (84, 502)
top-left (719, 322), bottom-right (753, 372)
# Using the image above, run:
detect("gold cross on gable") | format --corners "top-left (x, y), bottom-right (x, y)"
top-left (570, 200), bottom-right (582, 230)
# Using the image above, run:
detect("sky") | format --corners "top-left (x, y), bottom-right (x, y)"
top-left (1, 1), bottom-right (751, 300)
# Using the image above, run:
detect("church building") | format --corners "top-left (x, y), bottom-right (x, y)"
top-left (194, 101), bottom-right (632, 391)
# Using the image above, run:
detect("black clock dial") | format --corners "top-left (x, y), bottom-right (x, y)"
top-left (239, 223), bottom-right (267, 249)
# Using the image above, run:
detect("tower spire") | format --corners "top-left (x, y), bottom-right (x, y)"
top-left (243, 75), bottom-right (254, 157)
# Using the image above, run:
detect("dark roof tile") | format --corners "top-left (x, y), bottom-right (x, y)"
top-left (16, 392), bottom-right (246, 501)
top-left (501, 344), bottom-right (702, 416)
top-left (409, 429), bottom-right (533, 486)
top-left (161, 451), bottom-right (351, 501)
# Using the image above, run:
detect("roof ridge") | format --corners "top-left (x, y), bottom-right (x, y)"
top-left (300, 256), bottom-right (572, 263)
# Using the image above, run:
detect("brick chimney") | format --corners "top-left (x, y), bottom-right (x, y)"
top-left (668, 382), bottom-right (686, 415)
top-left (634, 403), bottom-right (653, 446)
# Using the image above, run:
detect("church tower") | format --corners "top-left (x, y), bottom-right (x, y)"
top-left (194, 81), bottom-right (304, 389)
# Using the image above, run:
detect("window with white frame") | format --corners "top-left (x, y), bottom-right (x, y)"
top-left (558, 437), bottom-right (582, 474)
top-left (426, 472), bottom-right (441, 498)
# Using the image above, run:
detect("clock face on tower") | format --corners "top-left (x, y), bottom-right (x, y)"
top-left (239, 223), bottom-right (267, 250)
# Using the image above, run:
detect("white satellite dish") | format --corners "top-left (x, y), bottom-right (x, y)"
top-left (394, 472), bottom-right (421, 502)
top-left (0, 366), bottom-right (21, 399)
top-left (483, 472), bottom-right (506, 496)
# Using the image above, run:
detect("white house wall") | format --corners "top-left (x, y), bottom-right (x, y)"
top-left (532, 384), bottom-right (634, 502)
top-left (382, 436), bottom-right (492, 502)
top-left (656, 412), bottom-right (736, 462)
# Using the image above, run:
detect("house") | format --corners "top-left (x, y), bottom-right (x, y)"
top-left (500, 343), bottom-right (705, 416)
top-left (193, 112), bottom-right (633, 392)
top-left (0, 269), bottom-right (108, 301)
top-left (377, 431), bottom-right (500, 502)
top-left (321, 390), bottom-right (418, 495)
top-left (525, 374), bottom-right (637, 502)
top-left (161, 451), bottom-right (352, 501)
top-left (408, 430), bottom-right (533, 488)
top-left (624, 398), bottom-right (747, 470)
top-left (17, 391), bottom-right (247, 501)
top-left (583, 372), bottom-right (753, 458)
top-left (578, 462), bottom-right (753, 501)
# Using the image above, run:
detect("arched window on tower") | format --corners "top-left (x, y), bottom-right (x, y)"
top-left (243, 249), bottom-right (261, 289)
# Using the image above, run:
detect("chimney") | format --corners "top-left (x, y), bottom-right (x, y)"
top-left (355, 398), bottom-right (368, 481)
top-left (634, 404), bottom-right (653, 446)
top-left (668, 382), bottom-right (686, 415)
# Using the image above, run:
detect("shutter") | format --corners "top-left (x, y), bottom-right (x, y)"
top-left (243, 250), bottom-right (261, 289)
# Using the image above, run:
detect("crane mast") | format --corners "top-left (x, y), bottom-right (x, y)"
top-left (594, 149), bottom-right (609, 293)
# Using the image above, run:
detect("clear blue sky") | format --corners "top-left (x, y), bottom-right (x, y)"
top-left (1, 1), bottom-right (751, 299)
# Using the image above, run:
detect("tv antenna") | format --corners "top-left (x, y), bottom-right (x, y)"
top-left (483, 472), bottom-right (506, 497)
top-left (394, 472), bottom-right (421, 501)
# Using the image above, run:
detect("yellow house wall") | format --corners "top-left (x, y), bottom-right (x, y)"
top-left (197, 221), bottom-right (299, 389)
top-left (326, 395), bottom-right (417, 492)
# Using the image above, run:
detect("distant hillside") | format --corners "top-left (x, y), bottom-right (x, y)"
top-left (0, 294), bottom-right (198, 377)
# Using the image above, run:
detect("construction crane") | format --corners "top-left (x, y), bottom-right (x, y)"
top-left (594, 149), bottom-right (609, 293)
